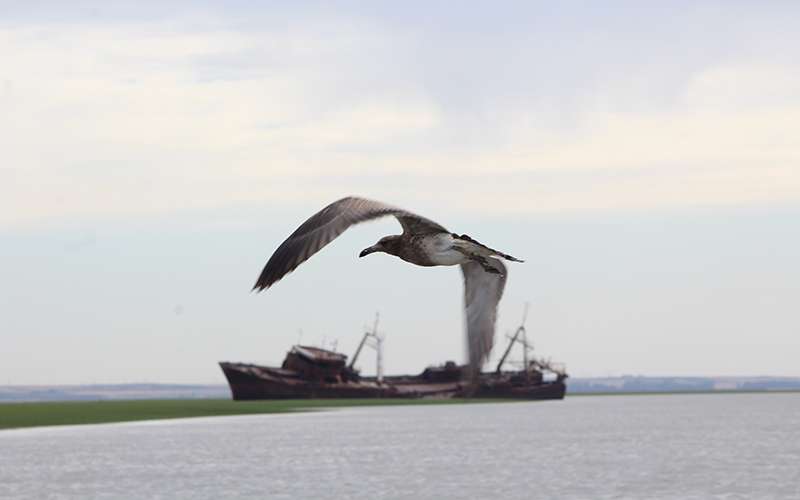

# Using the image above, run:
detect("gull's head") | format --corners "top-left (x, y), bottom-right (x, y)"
top-left (359, 235), bottom-right (401, 258)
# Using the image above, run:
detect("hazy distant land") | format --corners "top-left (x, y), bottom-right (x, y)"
top-left (0, 384), bottom-right (230, 403)
top-left (2, 376), bottom-right (800, 403)
top-left (567, 375), bottom-right (800, 393)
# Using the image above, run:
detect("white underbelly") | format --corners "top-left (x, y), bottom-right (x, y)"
top-left (422, 234), bottom-right (468, 266)
top-left (429, 249), bottom-right (468, 266)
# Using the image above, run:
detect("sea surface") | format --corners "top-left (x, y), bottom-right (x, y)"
top-left (2, 393), bottom-right (799, 500)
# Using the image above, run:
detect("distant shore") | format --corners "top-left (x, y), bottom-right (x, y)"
top-left (568, 389), bottom-right (800, 397)
top-left (4, 376), bottom-right (800, 403)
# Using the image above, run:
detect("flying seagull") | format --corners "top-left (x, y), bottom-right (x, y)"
top-left (253, 196), bottom-right (523, 372)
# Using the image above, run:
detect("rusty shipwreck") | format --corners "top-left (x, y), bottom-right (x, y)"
top-left (219, 309), bottom-right (567, 401)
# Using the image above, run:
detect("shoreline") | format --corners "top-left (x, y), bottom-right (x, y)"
top-left (0, 398), bottom-right (512, 431)
top-left (2, 391), bottom-right (799, 431)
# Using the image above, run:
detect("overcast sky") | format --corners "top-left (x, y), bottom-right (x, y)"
top-left (1, 1), bottom-right (798, 384)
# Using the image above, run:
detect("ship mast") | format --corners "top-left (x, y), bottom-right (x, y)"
top-left (522, 303), bottom-right (530, 371)
top-left (495, 303), bottom-right (533, 374)
top-left (348, 312), bottom-right (385, 383)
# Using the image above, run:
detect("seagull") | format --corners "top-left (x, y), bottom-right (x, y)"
top-left (253, 196), bottom-right (524, 373)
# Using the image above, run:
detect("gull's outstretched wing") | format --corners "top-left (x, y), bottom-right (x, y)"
top-left (461, 258), bottom-right (508, 374)
top-left (254, 196), bottom-right (447, 290)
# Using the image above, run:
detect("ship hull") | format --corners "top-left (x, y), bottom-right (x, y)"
top-left (219, 361), bottom-right (566, 401)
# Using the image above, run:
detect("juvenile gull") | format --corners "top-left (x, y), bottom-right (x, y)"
top-left (253, 196), bottom-right (524, 372)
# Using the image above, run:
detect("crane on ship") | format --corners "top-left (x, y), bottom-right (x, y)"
top-left (495, 303), bottom-right (567, 381)
top-left (348, 312), bottom-right (385, 384)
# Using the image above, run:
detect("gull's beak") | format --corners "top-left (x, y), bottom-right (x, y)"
top-left (359, 245), bottom-right (379, 258)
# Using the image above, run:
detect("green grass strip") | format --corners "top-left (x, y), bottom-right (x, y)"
top-left (0, 398), bottom-right (512, 430)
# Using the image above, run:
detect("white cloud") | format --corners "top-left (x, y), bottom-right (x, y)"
top-left (1, 18), bottom-right (799, 228)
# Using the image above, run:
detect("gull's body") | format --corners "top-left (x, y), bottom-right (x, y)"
top-left (253, 196), bottom-right (523, 372)
top-left (378, 233), bottom-right (484, 267)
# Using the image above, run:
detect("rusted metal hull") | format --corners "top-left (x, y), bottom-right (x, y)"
top-left (219, 361), bottom-right (566, 401)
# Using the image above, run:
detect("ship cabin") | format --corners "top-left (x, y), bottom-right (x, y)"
top-left (421, 361), bottom-right (463, 382)
top-left (281, 345), bottom-right (356, 383)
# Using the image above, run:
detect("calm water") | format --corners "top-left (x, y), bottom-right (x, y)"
top-left (2, 393), bottom-right (799, 499)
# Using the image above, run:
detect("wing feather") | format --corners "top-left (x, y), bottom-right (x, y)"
top-left (253, 196), bottom-right (447, 290)
top-left (461, 259), bottom-right (508, 374)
